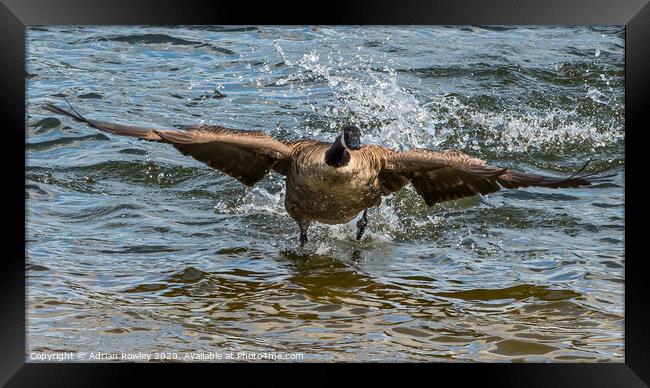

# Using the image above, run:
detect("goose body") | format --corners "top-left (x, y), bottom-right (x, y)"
top-left (43, 102), bottom-right (611, 247)
top-left (285, 142), bottom-right (385, 224)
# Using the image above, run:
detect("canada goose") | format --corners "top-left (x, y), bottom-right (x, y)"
top-left (43, 101), bottom-right (611, 247)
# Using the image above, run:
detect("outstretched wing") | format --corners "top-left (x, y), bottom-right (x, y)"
top-left (43, 103), bottom-right (292, 186)
top-left (382, 148), bottom-right (608, 206)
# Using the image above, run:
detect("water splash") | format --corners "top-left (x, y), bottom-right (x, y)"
top-left (285, 48), bottom-right (435, 150)
top-left (270, 43), bottom-right (623, 157)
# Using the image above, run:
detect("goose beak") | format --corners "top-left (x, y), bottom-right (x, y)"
top-left (346, 137), bottom-right (361, 150)
top-left (341, 127), bottom-right (362, 150)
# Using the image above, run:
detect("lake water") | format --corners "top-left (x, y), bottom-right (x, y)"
top-left (26, 25), bottom-right (625, 362)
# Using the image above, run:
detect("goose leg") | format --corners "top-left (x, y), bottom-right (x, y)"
top-left (298, 220), bottom-right (311, 247)
top-left (356, 209), bottom-right (369, 240)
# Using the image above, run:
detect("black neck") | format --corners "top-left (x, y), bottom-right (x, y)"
top-left (325, 136), bottom-right (350, 167)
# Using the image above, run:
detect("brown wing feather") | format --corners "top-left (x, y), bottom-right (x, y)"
top-left (43, 103), bottom-right (292, 186)
top-left (384, 148), bottom-right (593, 206)
top-left (354, 145), bottom-right (411, 195)
top-left (284, 139), bottom-right (328, 151)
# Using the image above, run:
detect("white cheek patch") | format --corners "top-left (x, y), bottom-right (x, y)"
top-left (340, 134), bottom-right (350, 150)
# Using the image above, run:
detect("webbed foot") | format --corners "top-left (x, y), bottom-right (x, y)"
top-left (298, 220), bottom-right (311, 248)
top-left (356, 209), bottom-right (368, 240)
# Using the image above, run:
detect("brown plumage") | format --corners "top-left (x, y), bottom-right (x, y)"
top-left (42, 102), bottom-right (611, 247)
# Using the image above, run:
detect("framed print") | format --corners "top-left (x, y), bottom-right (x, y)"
top-left (2, 0), bottom-right (648, 386)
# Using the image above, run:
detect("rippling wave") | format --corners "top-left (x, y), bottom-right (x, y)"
top-left (26, 25), bottom-right (624, 362)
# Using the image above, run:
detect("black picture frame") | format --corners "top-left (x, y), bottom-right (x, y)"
top-left (2, 0), bottom-right (648, 386)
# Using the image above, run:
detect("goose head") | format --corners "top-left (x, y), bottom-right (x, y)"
top-left (325, 125), bottom-right (361, 168)
top-left (340, 125), bottom-right (361, 150)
